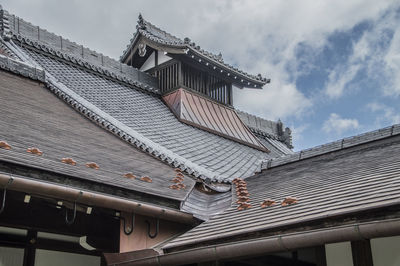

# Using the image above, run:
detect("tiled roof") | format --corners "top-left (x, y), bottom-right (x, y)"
top-left (163, 88), bottom-right (268, 151)
top-left (262, 124), bottom-right (400, 170)
top-left (10, 40), bottom-right (270, 182)
top-left (181, 186), bottom-right (232, 221)
top-left (164, 129), bottom-right (400, 249)
top-left (0, 66), bottom-right (195, 205)
top-left (1, 7), bottom-right (159, 93)
top-left (0, 7), bottom-right (290, 184)
top-left (236, 110), bottom-right (293, 149)
top-left (121, 15), bottom-right (269, 87)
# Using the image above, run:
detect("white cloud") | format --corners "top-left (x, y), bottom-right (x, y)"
top-left (322, 113), bottom-right (359, 134)
top-left (2, 0), bottom-right (398, 123)
top-left (290, 124), bottom-right (309, 147)
top-left (325, 64), bottom-right (361, 99)
top-left (322, 5), bottom-right (400, 99)
top-left (367, 102), bottom-right (400, 126)
top-left (233, 69), bottom-right (312, 120)
top-left (383, 27), bottom-right (400, 96)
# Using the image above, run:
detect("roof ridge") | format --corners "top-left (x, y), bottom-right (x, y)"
top-left (0, 6), bottom-right (159, 94)
top-left (6, 40), bottom-right (227, 183)
top-left (235, 110), bottom-right (285, 140)
top-left (0, 49), bottom-right (45, 81)
top-left (261, 125), bottom-right (400, 171)
top-left (139, 14), bottom-right (183, 45)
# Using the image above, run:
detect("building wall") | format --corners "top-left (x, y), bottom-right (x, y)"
top-left (119, 212), bottom-right (189, 252)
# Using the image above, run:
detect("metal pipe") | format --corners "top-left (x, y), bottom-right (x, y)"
top-left (0, 173), bottom-right (195, 224)
top-left (114, 218), bottom-right (400, 266)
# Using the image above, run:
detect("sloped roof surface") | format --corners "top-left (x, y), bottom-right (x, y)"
top-left (0, 68), bottom-right (195, 203)
top-left (257, 137), bottom-right (294, 157)
top-left (16, 43), bottom-right (270, 182)
top-left (164, 129), bottom-right (400, 248)
top-left (0, 7), bottom-right (292, 183)
top-left (181, 187), bottom-right (232, 221)
top-left (163, 88), bottom-right (267, 151)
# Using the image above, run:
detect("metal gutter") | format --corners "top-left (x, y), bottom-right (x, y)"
top-left (110, 218), bottom-right (400, 265)
top-left (0, 173), bottom-right (196, 225)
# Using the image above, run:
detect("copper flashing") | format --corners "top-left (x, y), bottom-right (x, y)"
top-left (163, 88), bottom-right (269, 152)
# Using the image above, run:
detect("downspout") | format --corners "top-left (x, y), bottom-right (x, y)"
top-left (0, 173), bottom-right (196, 225)
top-left (112, 218), bottom-right (400, 266)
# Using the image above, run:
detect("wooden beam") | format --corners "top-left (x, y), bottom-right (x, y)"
top-left (23, 230), bottom-right (37, 266)
top-left (351, 240), bottom-right (373, 266)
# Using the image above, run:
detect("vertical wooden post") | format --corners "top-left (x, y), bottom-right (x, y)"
top-left (23, 230), bottom-right (37, 266)
top-left (351, 240), bottom-right (373, 266)
top-left (315, 245), bottom-right (327, 266)
top-left (228, 84), bottom-right (233, 105)
top-left (178, 61), bottom-right (182, 87)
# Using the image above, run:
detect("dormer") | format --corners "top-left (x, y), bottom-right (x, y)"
top-left (121, 14), bottom-right (270, 106)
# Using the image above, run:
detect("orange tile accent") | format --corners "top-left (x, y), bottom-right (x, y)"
top-left (261, 199), bottom-right (276, 208)
top-left (169, 184), bottom-right (180, 190)
top-left (27, 147), bottom-right (43, 156)
top-left (237, 202), bottom-right (252, 211)
top-left (61, 158), bottom-right (77, 166)
top-left (0, 141), bottom-right (11, 150)
top-left (281, 196), bottom-right (298, 206)
top-left (85, 162), bottom-right (99, 170)
top-left (175, 172), bottom-right (184, 178)
top-left (140, 176), bottom-right (152, 183)
top-left (124, 173), bottom-right (137, 179)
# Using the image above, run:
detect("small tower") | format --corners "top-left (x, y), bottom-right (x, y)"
top-left (121, 14), bottom-right (270, 106)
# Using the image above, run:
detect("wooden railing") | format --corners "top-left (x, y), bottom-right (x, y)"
top-left (149, 61), bottom-right (180, 93)
top-left (149, 60), bottom-right (232, 105)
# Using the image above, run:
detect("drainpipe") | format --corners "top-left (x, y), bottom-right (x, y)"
top-left (0, 173), bottom-right (196, 225)
top-left (112, 218), bottom-right (400, 266)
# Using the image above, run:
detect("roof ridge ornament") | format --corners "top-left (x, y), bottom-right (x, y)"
top-left (137, 13), bottom-right (146, 30)
top-left (0, 5), bottom-right (12, 40)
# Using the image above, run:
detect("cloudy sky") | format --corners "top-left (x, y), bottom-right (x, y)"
top-left (4, 0), bottom-right (400, 150)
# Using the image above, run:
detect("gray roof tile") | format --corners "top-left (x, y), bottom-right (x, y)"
top-left (0, 68), bottom-right (194, 204)
top-left (164, 133), bottom-right (400, 248)
top-left (0, 7), bottom-right (291, 183)
top-left (14, 42), bottom-right (273, 182)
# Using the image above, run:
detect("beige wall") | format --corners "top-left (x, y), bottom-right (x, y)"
top-left (119, 212), bottom-right (188, 252)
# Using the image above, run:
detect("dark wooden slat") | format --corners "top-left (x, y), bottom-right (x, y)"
top-left (351, 240), bottom-right (373, 266)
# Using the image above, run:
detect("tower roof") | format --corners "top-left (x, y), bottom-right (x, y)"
top-left (121, 14), bottom-right (270, 89)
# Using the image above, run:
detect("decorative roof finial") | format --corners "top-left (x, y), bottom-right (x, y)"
top-left (137, 13), bottom-right (146, 30)
top-left (184, 37), bottom-right (191, 44)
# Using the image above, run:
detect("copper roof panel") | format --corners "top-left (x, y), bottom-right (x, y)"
top-left (163, 88), bottom-right (268, 152)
